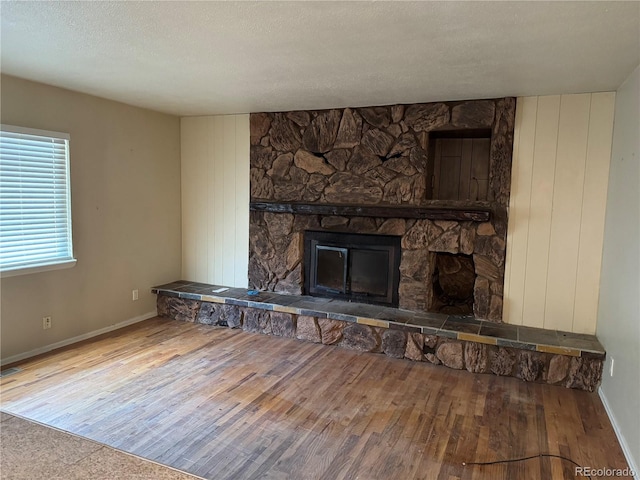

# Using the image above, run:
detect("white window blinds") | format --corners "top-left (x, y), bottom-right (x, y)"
top-left (0, 124), bottom-right (75, 274)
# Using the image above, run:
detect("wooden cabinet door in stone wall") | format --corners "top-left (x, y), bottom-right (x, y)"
top-left (432, 137), bottom-right (490, 201)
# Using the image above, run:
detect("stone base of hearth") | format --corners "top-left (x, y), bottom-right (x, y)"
top-left (152, 281), bottom-right (605, 392)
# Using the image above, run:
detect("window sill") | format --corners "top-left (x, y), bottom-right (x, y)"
top-left (1, 259), bottom-right (77, 278)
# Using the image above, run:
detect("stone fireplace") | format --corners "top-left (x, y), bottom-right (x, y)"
top-left (249, 98), bottom-right (515, 321)
top-left (155, 96), bottom-right (605, 392)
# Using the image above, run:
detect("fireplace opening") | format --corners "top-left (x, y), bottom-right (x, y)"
top-left (304, 231), bottom-right (401, 306)
top-left (430, 253), bottom-right (476, 314)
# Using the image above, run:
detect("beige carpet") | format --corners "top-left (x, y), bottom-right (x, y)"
top-left (0, 412), bottom-right (202, 480)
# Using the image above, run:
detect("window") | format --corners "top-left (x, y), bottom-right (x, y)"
top-left (0, 124), bottom-right (76, 276)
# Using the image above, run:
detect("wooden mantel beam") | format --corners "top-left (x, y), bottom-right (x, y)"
top-left (249, 201), bottom-right (491, 222)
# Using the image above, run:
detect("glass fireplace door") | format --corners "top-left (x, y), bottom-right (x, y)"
top-left (315, 246), bottom-right (348, 294)
top-left (304, 230), bottom-right (401, 307)
top-left (349, 249), bottom-right (389, 297)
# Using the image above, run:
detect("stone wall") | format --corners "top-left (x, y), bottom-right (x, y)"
top-left (249, 99), bottom-right (515, 321)
top-left (157, 295), bottom-right (603, 392)
top-left (250, 213), bottom-right (505, 319)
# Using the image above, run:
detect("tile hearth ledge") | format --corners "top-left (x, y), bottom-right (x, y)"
top-left (152, 281), bottom-right (605, 391)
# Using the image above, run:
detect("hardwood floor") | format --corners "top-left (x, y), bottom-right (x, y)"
top-left (0, 317), bottom-right (629, 479)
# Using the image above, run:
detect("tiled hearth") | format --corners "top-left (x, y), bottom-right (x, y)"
top-left (153, 281), bottom-right (605, 392)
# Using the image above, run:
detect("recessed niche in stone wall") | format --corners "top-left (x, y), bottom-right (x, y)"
top-left (430, 253), bottom-right (476, 315)
top-left (428, 129), bottom-right (492, 201)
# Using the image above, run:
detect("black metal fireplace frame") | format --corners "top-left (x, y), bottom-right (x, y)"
top-left (303, 230), bottom-right (401, 307)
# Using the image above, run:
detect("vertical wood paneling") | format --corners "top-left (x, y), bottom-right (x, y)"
top-left (206, 117), bottom-right (217, 283)
top-left (433, 138), bottom-right (490, 201)
top-left (212, 116), bottom-right (225, 283)
top-left (471, 139), bottom-right (490, 200)
top-left (433, 142), bottom-right (442, 199)
top-left (195, 118), bottom-right (209, 283)
top-left (544, 94), bottom-right (591, 332)
top-left (505, 93), bottom-right (615, 334)
top-left (573, 93), bottom-right (615, 333)
top-left (181, 117), bottom-right (201, 280)
top-left (222, 116), bottom-right (237, 286)
top-left (234, 115), bottom-right (250, 288)
top-left (180, 117), bottom-right (192, 279)
top-left (459, 139), bottom-right (473, 199)
top-left (522, 95), bottom-right (561, 329)
top-left (503, 96), bottom-right (538, 324)
top-left (181, 115), bottom-right (250, 288)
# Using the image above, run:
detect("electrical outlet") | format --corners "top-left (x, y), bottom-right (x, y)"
top-left (132, 289), bottom-right (139, 301)
top-left (609, 358), bottom-right (615, 377)
top-left (42, 316), bottom-right (52, 330)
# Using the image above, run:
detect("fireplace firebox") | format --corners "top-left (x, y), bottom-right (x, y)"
top-left (303, 231), bottom-right (401, 306)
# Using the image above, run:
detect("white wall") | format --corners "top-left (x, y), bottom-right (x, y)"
top-left (597, 65), bottom-right (640, 473)
top-left (504, 93), bottom-right (615, 334)
top-left (0, 75), bottom-right (182, 362)
top-left (181, 116), bottom-right (249, 287)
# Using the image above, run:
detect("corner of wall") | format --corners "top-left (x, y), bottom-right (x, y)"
top-left (596, 63), bottom-right (640, 476)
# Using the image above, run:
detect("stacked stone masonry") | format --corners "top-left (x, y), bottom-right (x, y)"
top-left (157, 294), bottom-right (604, 392)
top-left (249, 99), bottom-right (516, 321)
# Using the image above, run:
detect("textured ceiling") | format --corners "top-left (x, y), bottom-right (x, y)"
top-left (1, 1), bottom-right (639, 116)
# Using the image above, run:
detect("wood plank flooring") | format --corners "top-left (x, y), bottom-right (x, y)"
top-left (0, 317), bottom-right (630, 480)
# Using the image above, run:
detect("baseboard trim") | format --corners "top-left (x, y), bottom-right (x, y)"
top-left (0, 310), bottom-right (157, 367)
top-left (599, 387), bottom-right (639, 479)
